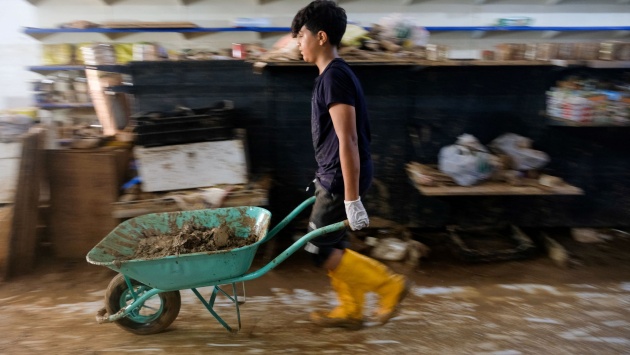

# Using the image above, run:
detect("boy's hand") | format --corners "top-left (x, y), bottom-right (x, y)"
top-left (344, 197), bottom-right (369, 231)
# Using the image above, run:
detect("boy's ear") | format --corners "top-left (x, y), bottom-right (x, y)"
top-left (317, 30), bottom-right (328, 45)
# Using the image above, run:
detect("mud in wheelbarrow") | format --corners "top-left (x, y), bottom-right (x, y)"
top-left (86, 197), bottom-right (347, 334)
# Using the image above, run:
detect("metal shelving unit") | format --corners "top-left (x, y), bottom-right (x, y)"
top-left (28, 65), bottom-right (130, 74)
top-left (28, 66), bottom-right (94, 110)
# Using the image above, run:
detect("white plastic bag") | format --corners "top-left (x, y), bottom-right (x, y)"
top-left (438, 134), bottom-right (496, 186)
top-left (377, 14), bottom-right (429, 48)
top-left (490, 133), bottom-right (549, 171)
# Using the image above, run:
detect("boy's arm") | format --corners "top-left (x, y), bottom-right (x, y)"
top-left (330, 103), bottom-right (360, 200)
top-left (330, 103), bottom-right (369, 230)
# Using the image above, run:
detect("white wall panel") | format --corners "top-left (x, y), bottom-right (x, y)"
top-left (2, 0), bottom-right (38, 109)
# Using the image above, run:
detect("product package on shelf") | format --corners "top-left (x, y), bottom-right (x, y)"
top-left (546, 76), bottom-right (630, 124)
top-left (42, 44), bottom-right (74, 65)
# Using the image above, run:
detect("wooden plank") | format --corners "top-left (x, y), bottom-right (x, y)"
top-left (46, 149), bottom-right (126, 259)
top-left (8, 131), bottom-right (44, 276)
top-left (461, 60), bottom-right (553, 66)
top-left (547, 115), bottom-right (630, 127)
top-left (112, 185), bottom-right (269, 219)
top-left (414, 182), bottom-right (583, 196)
top-left (406, 162), bottom-right (583, 196)
top-left (0, 206), bottom-right (13, 281)
top-left (586, 60), bottom-right (630, 69)
top-left (258, 59), bottom-right (555, 67)
top-left (85, 69), bottom-right (131, 136)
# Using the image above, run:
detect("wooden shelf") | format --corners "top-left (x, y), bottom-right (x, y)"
top-left (406, 162), bottom-right (583, 197)
top-left (258, 59), bottom-right (556, 68)
top-left (112, 185), bottom-right (269, 219)
top-left (413, 181), bottom-right (584, 196)
top-left (551, 60), bottom-right (630, 69)
top-left (28, 60), bottom-right (630, 75)
top-left (547, 116), bottom-right (630, 127)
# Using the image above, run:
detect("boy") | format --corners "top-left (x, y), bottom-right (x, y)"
top-left (291, 0), bottom-right (409, 330)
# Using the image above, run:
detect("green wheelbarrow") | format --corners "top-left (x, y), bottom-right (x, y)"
top-left (86, 196), bottom-right (347, 335)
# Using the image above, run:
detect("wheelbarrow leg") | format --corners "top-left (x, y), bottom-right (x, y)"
top-left (191, 283), bottom-right (243, 332)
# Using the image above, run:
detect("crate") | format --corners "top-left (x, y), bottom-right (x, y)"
top-left (133, 100), bottom-right (235, 147)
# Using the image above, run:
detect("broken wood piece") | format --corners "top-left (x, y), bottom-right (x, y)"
top-left (8, 130), bottom-right (45, 276)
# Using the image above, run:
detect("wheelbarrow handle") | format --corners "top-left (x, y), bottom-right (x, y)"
top-left (212, 219), bottom-right (350, 285)
top-left (258, 196), bottom-right (317, 244)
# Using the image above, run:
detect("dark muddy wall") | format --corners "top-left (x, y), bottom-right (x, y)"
top-left (124, 61), bottom-right (630, 228)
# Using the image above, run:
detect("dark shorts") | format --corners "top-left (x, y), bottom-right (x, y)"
top-left (305, 180), bottom-right (349, 266)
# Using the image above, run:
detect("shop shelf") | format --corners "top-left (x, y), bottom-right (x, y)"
top-left (27, 65), bottom-right (85, 72)
top-left (23, 26), bottom-right (630, 37)
top-left (547, 116), bottom-right (630, 127)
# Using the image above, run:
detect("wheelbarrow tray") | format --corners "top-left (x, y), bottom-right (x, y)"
top-left (86, 206), bottom-right (271, 291)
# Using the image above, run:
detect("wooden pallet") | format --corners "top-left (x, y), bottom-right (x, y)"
top-left (111, 176), bottom-right (271, 219)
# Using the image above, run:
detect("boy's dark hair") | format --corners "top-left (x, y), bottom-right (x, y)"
top-left (291, 0), bottom-right (347, 47)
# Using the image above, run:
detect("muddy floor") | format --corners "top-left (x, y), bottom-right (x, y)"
top-left (1, 229), bottom-right (630, 354)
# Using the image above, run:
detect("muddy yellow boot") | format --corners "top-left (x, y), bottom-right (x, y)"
top-left (330, 249), bottom-right (409, 325)
top-left (310, 272), bottom-right (364, 330)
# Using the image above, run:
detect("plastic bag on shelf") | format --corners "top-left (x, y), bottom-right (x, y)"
top-left (490, 133), bottom-right (549, 171)
top-left (375, 13), bottom-right (430, 49)
top-left (438, 134), bottom-right (496, 186)
top-left (341, 24), bottom-right (369, 47)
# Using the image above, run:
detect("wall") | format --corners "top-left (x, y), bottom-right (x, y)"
top-left (1, 0), bottom-right (39, 109)
top-left (2, 0), bottom-right (629, 109)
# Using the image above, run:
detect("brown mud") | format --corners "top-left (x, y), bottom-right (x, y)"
top-left (129, 223), bottom-right (258, 260)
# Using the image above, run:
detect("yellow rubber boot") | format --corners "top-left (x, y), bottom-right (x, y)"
top-left (310, 272), bottom-right (364, 330)
top-left (330, 249), bottom-right (409, 325)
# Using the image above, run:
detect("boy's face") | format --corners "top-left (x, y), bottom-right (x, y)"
top-left (296, 25), bottom-right (322, 63)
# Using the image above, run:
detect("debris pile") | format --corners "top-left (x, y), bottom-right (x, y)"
top-left (128, 223), bottom-right (258, 260)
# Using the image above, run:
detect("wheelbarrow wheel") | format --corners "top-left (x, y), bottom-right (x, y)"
top-left (105, 273), bottom-right (181, 335)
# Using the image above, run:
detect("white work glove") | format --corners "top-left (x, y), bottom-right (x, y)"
top-left (344, 197), bottom-right (369, 231)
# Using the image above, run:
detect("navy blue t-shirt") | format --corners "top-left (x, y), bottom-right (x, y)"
top-left (311, 58), bottom-right (373, 196)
